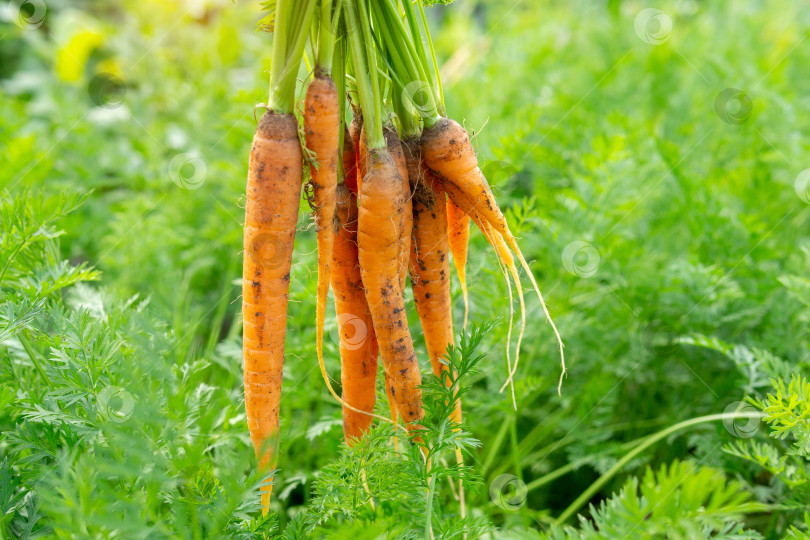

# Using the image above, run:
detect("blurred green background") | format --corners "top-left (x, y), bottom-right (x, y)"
top-left (2, 0), bottom-right (810, 537)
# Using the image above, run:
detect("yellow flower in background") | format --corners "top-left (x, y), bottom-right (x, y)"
top-left (56, 29), bottom-right (104, 82)
top-left (96, 58), bottom-right (123, 79)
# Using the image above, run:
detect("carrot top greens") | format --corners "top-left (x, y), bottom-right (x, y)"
top-left (264, 0), bottom-right (317, 113)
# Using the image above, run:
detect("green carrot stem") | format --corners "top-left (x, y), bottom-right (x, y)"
top-left (268, 0), bottom-right (318, 113)
top-left (344, 0), bottom-right (384, 148)
top-left (553, 411), bottom-right (766, 525)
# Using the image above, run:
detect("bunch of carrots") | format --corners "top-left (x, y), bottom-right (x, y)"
top-left (242, 0), bottom-right (565, 514)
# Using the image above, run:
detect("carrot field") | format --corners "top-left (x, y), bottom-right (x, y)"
top-left (2, 0), bottom-right (810, 537)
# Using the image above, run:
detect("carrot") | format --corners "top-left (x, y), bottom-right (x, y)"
top-left (332, 183), bottom-right (379, 443)
top-left (356, 124), bottom-right (367, 194)
top-left (342, 126), bottom-right (357, 196)
top-left (304, 73), bottom-right (340, 434)
top-left (242, 111), bottom-right (302, 511)
top-left (446, 199), bottom-right (470, 329)
top-left (341, 125), bottom-right (397, 443)
top-left (422, 117), bottom-right (565, 394)
top-left (385, 126), bottom-right (413, 294)
top-left (403, 139), bottom-right (452, 379)
top-left (358, 148), bottom-right (423, 428)
top-left (404, 139), bottom-right (467, 516)
top-left (348, 108), bottom-right (363, 194)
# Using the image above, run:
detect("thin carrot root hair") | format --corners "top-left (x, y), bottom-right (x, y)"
top-left (318, 347), bottom-right (405, 428)
top-left (443, 181), bottom-right (524, 407)
top-left (384, 369), bottom-right (399, 450)
top-left (491, 235), bottom-right (527, 398)
top-left (423, 117), bottom-right (564, 395)
top-left (480, 222), bottom-right (517, 409)
top-left (360, 468), bottom-right (376, 511)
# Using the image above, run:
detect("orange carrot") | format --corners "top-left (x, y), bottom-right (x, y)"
top-left (403, 139), bottom-right (452, 379)
top-left (356, 124), bottom-right (367, 194)
top-left (446, 198), bottom-right (470, 328)
top-left (358, 149), bottom-right (423, 428)
top-left (332, 183), bottom-right (379, 443)
top-left (422, 118), bottom-right (565, 393)
top-left (348, 108), bottom-right (363, 194)
top-left (342, 126), bottom-right (357, 195)
top-left (404, 139), bottom-right (466, 514)
top-left (385, 127), bottom-right (413, 294)
top-left (242, 111), bottom-right (302, 510)
top-left (304, 73), bottom-right (340, 424)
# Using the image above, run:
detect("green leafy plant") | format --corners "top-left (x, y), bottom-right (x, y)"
top-left (544, 461), bottom-right (763, 540)
top-left (3, 0), bottom-right (810, 537)
top-left (279, 324), bottom-right (492, 538)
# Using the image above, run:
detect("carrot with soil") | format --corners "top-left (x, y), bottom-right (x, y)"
top-left (332, 183), bottom-right (379, 443)
top-left (243, 0), bottom-right (316, 513)
top-left (346, 0), bottom-right (424, 430)
top-left (305, 0), bottom-right (342, 424)
top-left (421, 117), bottom-right (563, 391)
top-left (386, 126), bottom-right (413, 294)
top-left (405, 140), bottom-right (464, 428)
top-left (359, 149), bottom-right (423, 427)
